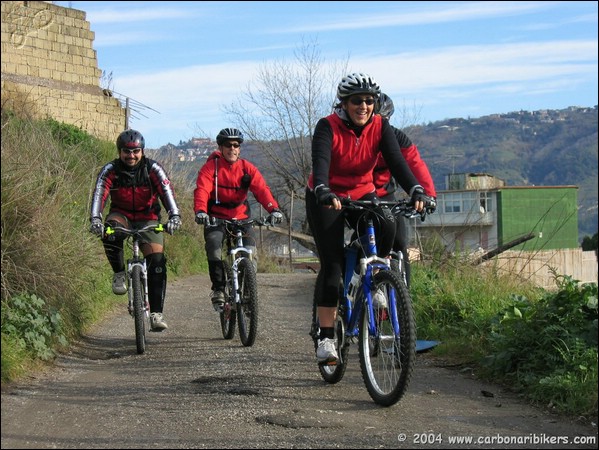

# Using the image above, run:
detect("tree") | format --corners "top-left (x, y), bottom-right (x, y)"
top-left (223, 38), bottom-right (348, 231)
top-left (581, 233), bottom-right (598, 252)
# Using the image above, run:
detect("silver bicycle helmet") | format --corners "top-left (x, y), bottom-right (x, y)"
top-left (376, 93), bottom-right (395, 119)
top-left (337, 72), bottom-right (381, 99)
top-left (216, 128), bottom-right (244, 145)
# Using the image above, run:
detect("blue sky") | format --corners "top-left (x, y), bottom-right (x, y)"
top-left (62, 1), bottom-right (598, 149)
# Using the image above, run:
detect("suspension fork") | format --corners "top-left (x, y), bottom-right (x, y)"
top-left (128, 239), bottom-right (149, 316)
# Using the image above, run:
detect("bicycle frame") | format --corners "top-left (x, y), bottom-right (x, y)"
top-left (127, 238), bottom-right (149, 319)
top-left (343, 218), bottom-right (399, 340)
top-left (207, 218), bottom-right (258, 306)
top-left (225, 225), bottom-right (254, 307)
top-left (343, 198), bottom-right (425, 338)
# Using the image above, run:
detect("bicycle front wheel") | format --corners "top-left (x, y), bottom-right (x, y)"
top-left (358, 270), bottom-right (416, 406)
top-left (131, 265), bottom-right (146, 354)
top-left (237, 258), bottom-right (258, 347)
top-left (220, 261), bottom-right (236, 340)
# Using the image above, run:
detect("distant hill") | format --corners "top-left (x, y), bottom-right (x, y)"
top-left (403, 106), bottom-right (597, 240)
top-left (154, 105), bottom-right (598, 241)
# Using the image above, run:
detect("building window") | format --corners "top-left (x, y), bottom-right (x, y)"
top-left (441, 191), bottom-right (492, 214)
top-left (444, 198), bottom-right (461, 213)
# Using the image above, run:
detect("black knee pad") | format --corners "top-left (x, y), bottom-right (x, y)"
top-left (146, 253), bottom-right (167, 312)
top-left (147, 253), bottom-right (167, 274)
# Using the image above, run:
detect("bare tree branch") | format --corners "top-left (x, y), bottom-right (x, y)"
top-left (223, 38), bottom-right (348, 216)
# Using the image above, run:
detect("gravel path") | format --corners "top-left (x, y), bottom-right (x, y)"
top-left (2, 273), bottom-right (597, 449)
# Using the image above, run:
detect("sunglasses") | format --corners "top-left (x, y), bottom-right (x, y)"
top-left (222, 142), bottom-right (241, 148)
top-left (121, 148), bottom-right (142, 155)
top-left (349, 97), bottom-right (376, 106)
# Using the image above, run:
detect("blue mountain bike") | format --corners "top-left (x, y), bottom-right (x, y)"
top-left (310, 198), bottom-right (425, 406)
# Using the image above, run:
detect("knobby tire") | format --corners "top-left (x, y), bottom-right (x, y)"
top-left (237, 258), bottom-right (258, 346)
top-left (220, 261), bottom-right (236, 340)
top-left (131, 265), bottom-right (146, 355)
top-left (358, 270), bottom-right (416, 406)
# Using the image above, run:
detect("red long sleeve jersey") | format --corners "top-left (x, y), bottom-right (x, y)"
top-left (373, 127), bottom-right (436, 197)
top-left (193, 151), bottom-right (279, 220)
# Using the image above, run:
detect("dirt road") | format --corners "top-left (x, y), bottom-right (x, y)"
top-left (1, 273), bottom-right (597, 449)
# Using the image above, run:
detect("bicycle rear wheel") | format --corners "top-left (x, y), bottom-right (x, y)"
top-left (220, 261), bottom-right (236, 340)
top-left (358, 270), bottom-right (416, 406)
top-left (237, 258), bottom-right (258, 347)
top-left (310, 270), bottom-right (349, 384)
top-left (131, 265), bottom-right (146, 354)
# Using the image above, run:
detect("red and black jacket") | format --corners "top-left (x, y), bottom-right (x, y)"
top-left (374, 126), bottom-right (436, 198)
top-left (90, 157), bottom-right (180, 222)
top-left (308, 112), bottom-right (421, 199)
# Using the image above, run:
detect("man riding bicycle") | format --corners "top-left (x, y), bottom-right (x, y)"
top-left (193, 128), bottom-right (283, 312)
top-left (89, 129), bottom-right (182, 331)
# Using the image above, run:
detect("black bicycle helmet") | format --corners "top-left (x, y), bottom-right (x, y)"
top-left (216, 128), bottom-right (244, 145)
top-left (337, 72), bottom-right (381, 99)
top-left (376, 93), bottom-right (395, 119)
top-left (116, 129), bottom-right (145, 151)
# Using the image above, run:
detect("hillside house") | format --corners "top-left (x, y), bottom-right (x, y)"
top-left (416, 173), bottom-right (579, 253)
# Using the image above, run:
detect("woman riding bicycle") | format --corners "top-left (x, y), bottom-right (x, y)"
top-left (193, 128), bottom-right (283, 312)
top-left (305, 73), bottom-right (432, 364)
top-left (89, 129), bottom-right (182, 331)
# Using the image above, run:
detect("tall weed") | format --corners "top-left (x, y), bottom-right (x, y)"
top-left (2, 114), bottom-right (121, 380)
top-left (1, 112), bottom-right (209, 382)
top-left (482, 275), bottom-right (597, 415)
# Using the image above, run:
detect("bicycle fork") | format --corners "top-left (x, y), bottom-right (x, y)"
top-left (230, 252), bottom-right (251, 307)
top-left (127, 258), bottom-right (150, 318)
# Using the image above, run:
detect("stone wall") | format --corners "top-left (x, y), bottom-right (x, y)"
top-left (1, 1), bottom-right (125, 142)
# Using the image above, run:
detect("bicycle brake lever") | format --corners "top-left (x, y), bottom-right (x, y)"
top-left (403, 210), bottom-right (420, 219)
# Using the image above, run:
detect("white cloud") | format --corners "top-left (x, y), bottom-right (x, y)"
top-left (274, 1), bottom-right (565, 33)
top-left (85, 7), bottom-right (194, 24)
top-left (117, 37), bottom-right (597, 146)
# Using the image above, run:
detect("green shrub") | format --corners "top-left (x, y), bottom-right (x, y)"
top-left (482, 275), bottom-right (598, 415)
top-left (1, 293), bottom-right (67, 361)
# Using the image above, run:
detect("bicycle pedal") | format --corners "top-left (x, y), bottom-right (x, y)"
top-left (318, 359), bottom-right (338, 367)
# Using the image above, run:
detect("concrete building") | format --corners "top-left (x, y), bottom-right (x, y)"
top-left (416, 173), bottom-right (579, 254)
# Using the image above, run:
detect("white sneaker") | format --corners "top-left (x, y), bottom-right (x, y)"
top-left (372, 288), bottom-right (388, 309)
top-left (112, 271), bottom-right (127, 295)
top-left (150, 312), bottom-right (168, 331)
top-left (316, 338), bottom-right (338, 363)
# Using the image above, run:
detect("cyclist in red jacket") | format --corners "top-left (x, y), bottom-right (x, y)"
top-left (306, 73), bottom-right (434, 364)
top-left (373, 93), bottom-right (437, 287)
top-left (89, 129), bottom-right (181, 331)
top-left (194, 128), bottom-right (283, 311)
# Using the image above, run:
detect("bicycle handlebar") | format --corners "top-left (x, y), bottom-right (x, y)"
top-left (339, 197), bottom-right (429, 221)
top-left (206, 216), bottom-right (273, 228)
top-left (104, 223), bottom-right (165, 237)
